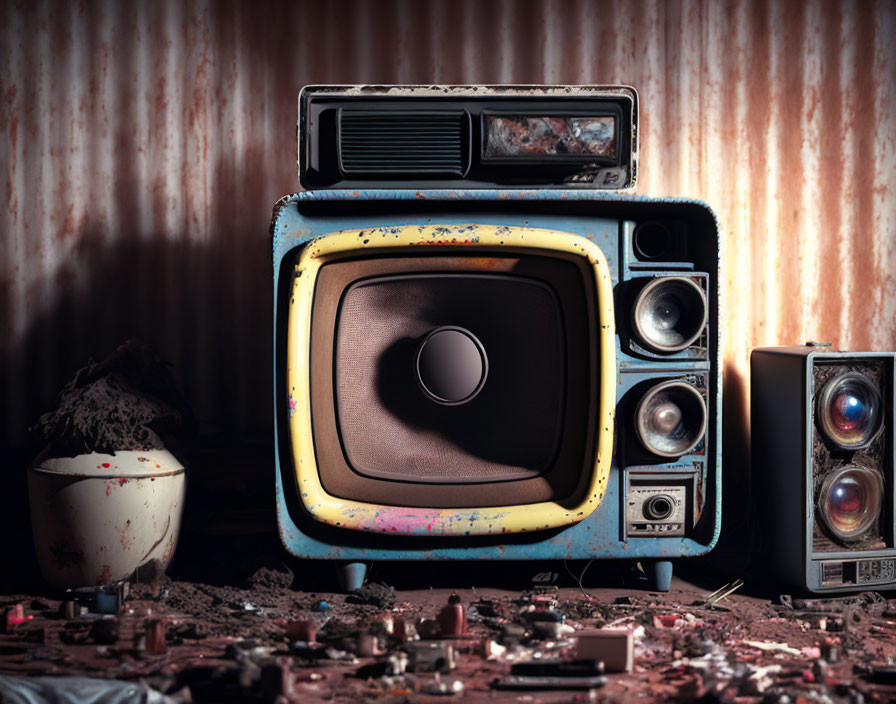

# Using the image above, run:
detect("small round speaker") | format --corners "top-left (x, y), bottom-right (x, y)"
top-left (632, 276), bottom-right (707, 353)
top-left (635, 380), bottom-right (707, 457)
top-left (817, 465), bottom-right (883, 541)
top-left (643, 494), bottom-right (675, 520)
top-left (633, 222), bottom-right (674, 260)
top-left (816, 371), bottom-right (883, 450)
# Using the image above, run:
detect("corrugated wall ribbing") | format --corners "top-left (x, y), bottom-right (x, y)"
top-left (2, 0), bottom-right (895, 449)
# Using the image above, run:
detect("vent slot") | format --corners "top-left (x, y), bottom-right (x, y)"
top-left (338, 109), bottom-right (469, 176)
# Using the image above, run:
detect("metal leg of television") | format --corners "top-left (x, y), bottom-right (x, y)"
top-left (338, 562), bottom-right (368, 592)
top-left (645, 560), bottom-right (673, 592)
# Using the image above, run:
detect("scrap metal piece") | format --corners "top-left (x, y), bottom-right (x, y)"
top-left (575, 629), bottom-right (633, 673)
top-left (494, 660), bottom-right (607, 691)
top-left (416, 618), bottom-right (441, 639)
top-left (494, 674), bottom-right (608, 690)
top-left (522, 609), bottom-right (567, 639)
top-left (284, 619), bottom-right (317, 644)
top-left (405, 641), bottom-right (455, 673)
top-left (392, 616), bottom-right (417, 641)
top-left (703, 579), bottom-right (744, 608)
top-left (420, 676), bottom-right (464, 695)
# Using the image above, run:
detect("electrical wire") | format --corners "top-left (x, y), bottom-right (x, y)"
top-left (564, 558), bottom-right (599, 602)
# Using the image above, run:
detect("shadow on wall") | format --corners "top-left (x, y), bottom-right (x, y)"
top-left (0, 213), bottom-right (273, 591)
top-left (4, 225), bottom-right (273, 454)
top-left (683, 361), bottom-right (755, 591)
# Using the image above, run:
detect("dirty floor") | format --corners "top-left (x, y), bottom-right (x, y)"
top-left (2, 569), bottom-right (896, 703)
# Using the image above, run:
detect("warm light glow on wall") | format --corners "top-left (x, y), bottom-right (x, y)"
top-left (2, 0), bottom-right (894, 456)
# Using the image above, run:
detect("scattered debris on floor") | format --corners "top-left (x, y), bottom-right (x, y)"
top-left (2, 574), bottom-right (896, 703)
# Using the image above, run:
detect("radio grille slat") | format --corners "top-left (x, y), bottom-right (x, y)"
top-left (339, 110), bottom-right (467, 176)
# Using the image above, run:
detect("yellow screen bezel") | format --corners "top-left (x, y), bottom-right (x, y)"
top-left (286, 223), bottom-right (616, 536)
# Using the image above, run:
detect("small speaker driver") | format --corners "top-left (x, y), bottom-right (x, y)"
top-left (817, 465), bottom-right (883, 542)
top-left (816, 371), bottom-right (883, 450)
top-left (632, 276), bottom-right (707, 353)
top-left (635, 380), bottom-right (707, 457)
top-left (633, 222), bottom-right (674, 260)
top-left (644, 494), bottom-right (675, 520)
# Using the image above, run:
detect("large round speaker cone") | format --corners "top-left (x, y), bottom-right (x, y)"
top-left (816, 372), bottom-right (882, 450)
top-left (415, 326), bottom-right (488, 406)
top-left (635, 380), bottom-right (707, 457)
top-left (632, 277), bottom-right (707, 353)
top-left (818, 465), bottom-right (883, 541)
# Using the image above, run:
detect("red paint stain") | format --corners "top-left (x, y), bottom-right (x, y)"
top-left (120, 519), bottom-right (135, 550)
top-left (103, 474), bottom-right (128, 495)
top-left (101, 463), bottom-right (110, 468)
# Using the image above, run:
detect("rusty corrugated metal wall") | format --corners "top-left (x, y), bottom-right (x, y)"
top-left (2, 0), bottom-right (895, 451)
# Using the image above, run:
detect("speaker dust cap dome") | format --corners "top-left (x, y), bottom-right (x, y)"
top-left (416, 326), bottom-right (488, 406)
top-left (816, 371), bottom-right (883, 450)
top-left (636, 380), bottom-right (707, 457)
top-left (633, 276), bottom-right (707, 353)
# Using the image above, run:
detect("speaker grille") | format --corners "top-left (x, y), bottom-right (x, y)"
top-left (335, 274), bottom-right (564, 482)
top-left (309, 254), bottom-right (596, 509)
top-left (812, 361), bottom-right (888, 553)
top-left (338, 110), bottom-right (467, 176)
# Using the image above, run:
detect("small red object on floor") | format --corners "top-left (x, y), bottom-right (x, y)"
top-left (654, 613), bottom-right (680, 628)
top-left (285, 619), bottom-right (317, 643)
top-left (144, 618), bottom-right (167, 655)
top-left (4, 604), bottom-right (33, 632)
top-left (438, 595), bottom-right (467, 637)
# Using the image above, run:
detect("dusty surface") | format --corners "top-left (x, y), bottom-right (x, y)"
top-left (2, 571), bottom-right (896, 703)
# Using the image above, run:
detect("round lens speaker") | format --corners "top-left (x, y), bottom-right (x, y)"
top-left (635, 380), bottom-right (707, 457)
top-left (816, 372), bottom-right (882, 450)
top-left (632, 277), bottom-right (707, 353)
top-left (818, 466), bottom-right (883, 541)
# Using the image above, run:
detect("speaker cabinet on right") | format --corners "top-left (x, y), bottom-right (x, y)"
top-left (751, 346), bottom-right (895, 593)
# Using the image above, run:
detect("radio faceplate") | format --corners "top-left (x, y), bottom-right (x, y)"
top-left (299, 85), bottom-right (638, 190)
top-left (625, 473), bottom-right (695, 538)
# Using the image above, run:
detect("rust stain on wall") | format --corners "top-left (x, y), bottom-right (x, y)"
top-left (1, 0), bottom-right (895, 454)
